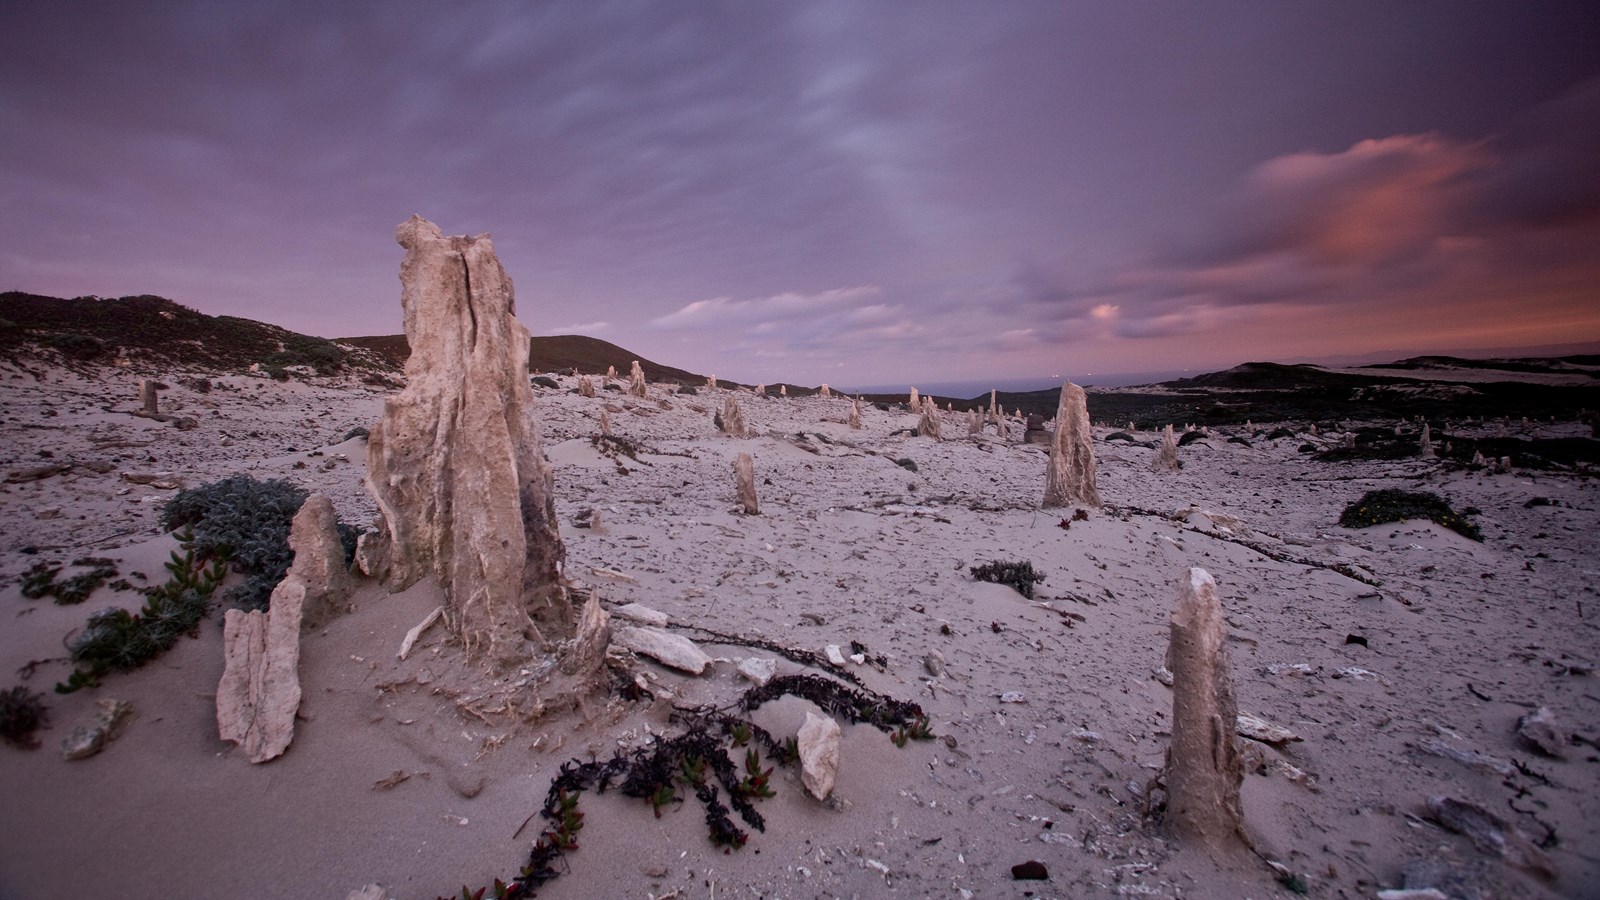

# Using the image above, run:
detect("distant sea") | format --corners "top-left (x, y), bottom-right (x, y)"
top-left (843, 370), bottom-right (1190, 398)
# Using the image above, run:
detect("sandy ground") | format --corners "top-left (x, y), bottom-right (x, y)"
top-left (1, 358), bottom-right (1596, 900)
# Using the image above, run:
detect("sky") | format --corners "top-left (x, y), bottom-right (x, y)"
top-left (3, 2), bottom-right (1598, 389)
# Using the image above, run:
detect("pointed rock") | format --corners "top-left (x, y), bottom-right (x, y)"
top-left (918, 397), bottom-right (942, 440)
top-left (798, 711), bottom-right (841, 800)
top-left (287, 494), bottom-right (352, 631)
top-left (363, 216), bottom-right (574, 668)
top-left (629, 360), bottom-right (648, 398)
top-left (734, 452), bottom-right (759, 515)
top-left (720, 395), bottom-right (748, 437)
top-left (1151, 425), bottom-right (1180, 473)
top-left (138, 379), bottom-right (159, 415)
top-left (217, 576), bottom-right (307, 763)
top-left (560, 592), bottom-right (612, 679)
top-left (1043, 383), bottom-right (1101, 508)
top-left (1163, 567), bottom-right (1247, 855)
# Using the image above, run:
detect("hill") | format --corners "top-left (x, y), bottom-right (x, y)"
top-left (0, 292), bottom-right (387, 376)
top-left (337, 332), bottom-right (707, 385)
top-left (0, 293), bottom-right (709, 385)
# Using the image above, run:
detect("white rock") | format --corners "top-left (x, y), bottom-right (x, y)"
top-left (738, 656), bottom-right (776, 686)
top-left (217, 576), bottom-right (306, 764)
top-left (615, 626), bottom-right (711, 674)
top-left (1516, 706), bottom-right (1568, 758)
top-left (798, 711), bottom-right (841, 800)
top-left (1042, 383), bottom-right (1100, 508)
top-left (825, 644), bottom-right (847, 666)
top-left (999, 691), bottom-right (1026, 703)
top-left (612, 603), bottom-right (670, 627)
top-left (363, 216), bottom-right (571, 668)
top-left (1236, 713), bottom-right (1299, 745)
top-left (288, 494), bottom-right (352, 631)
top-left (61, 698), bottom-right (134, 761)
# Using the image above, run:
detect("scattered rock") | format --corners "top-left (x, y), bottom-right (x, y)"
top-left (345, 884), bottom-right (393, 900)
top-left (1400, 858), bottom-right (1486, 900)
top-left (5, 464), bottom-right (70, 483)
top-left (999, 691), bottom-right (1026, 703)
top-left (797, 711), bottom-right (841, 800)
top-left (1426, 795), bottom-right (1555, 879)
top-left (61, 698), bottom-right (134, 761)
top-left (120, 471), bottom-right (176, 485)
top-left (1011, 860), bottom-right (1049, 880)
top-left (922, 651), bottom-right (946, 677)
top-left (1382, 877), bottom-right (1459, 890)
top-left (737, 656), bottom-right (776, 686)
top-left (1416, 738), bottom-right (1515, 777)
top-left (612, 603), bottom-right (670, 627)
top-left (397, 606), bottom-right (444, 660)
top-left (824, 644), bottom-right (847, 666)
top-left (1515, 706), bottom-right (1568, 758)
top-left (614, 626), bottom-right (711, 674)
top-left (1236, 713), bottom-right (1299, 745)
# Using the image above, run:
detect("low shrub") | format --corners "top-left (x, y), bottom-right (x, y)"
top-left (970, 560), bottom-right (1046, 599)
top-left (162, 475), bottom-right (307, 610)
top-left (0, 685), bottom-right (49, 749)
top-left (57, 541), bottom-right (225, 693)
top-left (20, 557), bottom-right (118, 605)
top-left (1338, 489), bottom-right (1482, 541)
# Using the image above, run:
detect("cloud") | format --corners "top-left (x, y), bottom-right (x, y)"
top-left (1015, 113), bottom-right (1600, 349)
top-left (538, 321), bottom-right (609, 335)
top-left (651, 285), bottom-right (884, 330)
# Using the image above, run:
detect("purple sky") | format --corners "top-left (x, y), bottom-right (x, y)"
top-left (3, 2), bottom-right (1598, 387)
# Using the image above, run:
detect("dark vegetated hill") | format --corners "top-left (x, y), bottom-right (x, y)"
top-left (1369, 355), bottom-right (1600, 376)
top-left (0, 292), bottom-right (384, 374)
top-left (968, 361), bottom-right (1599, 428)
top-left (336, 333), bottom-right (708, 385)
top-left (1171, 361), bottom-right (1387, 390)
top-left (1317, 429), bottom-right (1600, 469)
